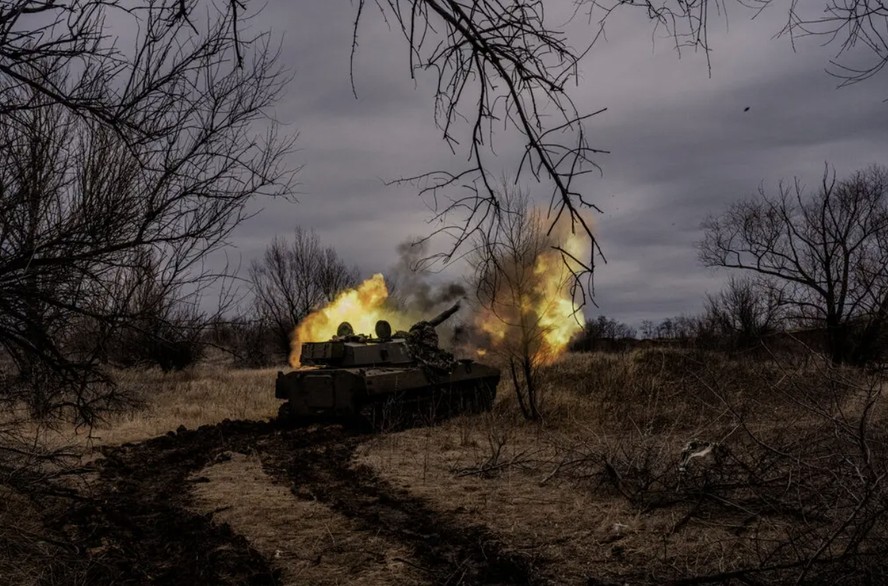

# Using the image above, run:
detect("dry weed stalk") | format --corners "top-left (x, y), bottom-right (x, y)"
top-left (451, 411), bottom-right (543, 479)
top-left (550, 349), bottom-right (888, 582)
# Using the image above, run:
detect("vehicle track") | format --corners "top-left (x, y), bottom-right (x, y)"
top-left (53, 419), bottom-right (541, 585)
top-left (258, 428), bottom-right (541, 585)
top-left (53, 420), bottom-right (281, 585)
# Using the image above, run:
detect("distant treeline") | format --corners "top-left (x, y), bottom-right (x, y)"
top-left (569, 308), bottom-right (883, 362)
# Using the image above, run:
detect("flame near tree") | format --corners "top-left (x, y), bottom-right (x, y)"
top-left (470, 189), bottom-right (588, 420)
top-left (289, 192), bottom-right (589, 418)
top-left (473, 227), bottom-right (585, 366)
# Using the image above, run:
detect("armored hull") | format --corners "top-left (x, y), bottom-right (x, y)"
top-left (275, 304), bottom-right (500, 426)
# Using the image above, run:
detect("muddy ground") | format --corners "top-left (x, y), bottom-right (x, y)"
top-left (45, 419), bottom-right (555, 585)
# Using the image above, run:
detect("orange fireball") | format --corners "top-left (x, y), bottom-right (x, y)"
top-left (289, 273), bottom-right (410, 367)
top-left (473, 209), bottom-right (589, 366)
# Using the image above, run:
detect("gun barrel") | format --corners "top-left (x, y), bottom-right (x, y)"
top-left (427, 302), bottom-right (461, 327)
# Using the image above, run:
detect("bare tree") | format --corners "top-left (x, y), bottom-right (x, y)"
top-left (249, 228), bottom-right (358, 358)
top-left (0, 9), bottom-right (295, 423)
top-left (354, 1), bottom-right (888, 310)
top-left (699, 165), bottom-right (888, 365)
top-left (704, 276), bottom-right (784, 349)
top-left (582, 1), bottom-right (888, 87)
top-left (571, 315), bottom-right (636, 352)
top-left (655, 318), bottom-right (673, 340)
top-left (99, 251), bottom-right (209, 372)
top-left (470, 188), bottom-right (568, 421)
top-left (0, 1), bottom-right (257, 122)
top-left (355, 1), bottom-right (606, 298)
top-left (640, 319), bottom-right (656, 339)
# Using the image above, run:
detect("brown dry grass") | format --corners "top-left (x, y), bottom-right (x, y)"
top-left (357, 348), bottom-right (888, 583)
top-left (0, 488), bottom-right (75, 585)
top-left (7, 348), bottom-right (887, 584)
top-left (190, 451), bottom-right (425, 585)
top-left (104, 366), bottom-right (281, 443)
top-left (20, 366), bottom-right (281, 449)
top-left (355, 415), bottom-right (637, 584)
top-left (0, 366), bottom-right (283, 586)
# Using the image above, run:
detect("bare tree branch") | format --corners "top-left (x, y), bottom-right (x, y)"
top-left (356, 1), bottom-right (607, 307)
top-left (0, 5), bottom-right (297, 424)
top-left (248, 227), bottom-right (358, 358)
top-left (698, 165), bottom-right (888, 364)
top-left (581, 0), bottom-right (888, 88)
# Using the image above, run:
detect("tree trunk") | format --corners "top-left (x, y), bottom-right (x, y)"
top-left (827, 321), bottom-right (849, 365)
top-left (509, 357), bottom-right (532, 420)
top-left (522, 354), bottom-right (541, 421)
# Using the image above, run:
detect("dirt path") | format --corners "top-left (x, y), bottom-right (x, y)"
top-left (52, 419), bottom-right (542, 585)
top-left (52, 420), bottom-right (281, 585)
top-left (258, 428), bottom-right (541, 585)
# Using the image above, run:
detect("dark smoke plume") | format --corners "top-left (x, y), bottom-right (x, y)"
top-left (385, 240), bottom-right (467, 348)
top-left (387, 240), bottom-right (466, 314)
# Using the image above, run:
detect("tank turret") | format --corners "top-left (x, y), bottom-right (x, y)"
top-left (404, 302), bottom-right (461, 372)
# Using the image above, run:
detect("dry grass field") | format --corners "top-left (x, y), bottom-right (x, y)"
top-left (6, 348), bottom-right (888, 584)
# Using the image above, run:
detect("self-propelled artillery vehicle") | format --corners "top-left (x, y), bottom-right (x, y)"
top-left (275, 303), bottom-right (500, 426)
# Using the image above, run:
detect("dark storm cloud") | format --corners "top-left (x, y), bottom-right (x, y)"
top-left (226, 1), bottom-right (460, 278)
top-left (226, 1), bottom-right (888, 326)
top-left (560, 10), bottom-right (888, 325)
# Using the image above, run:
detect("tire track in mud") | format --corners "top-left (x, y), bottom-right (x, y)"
top-left (54, 420), bottom-right (281, 585)
top-left (57, 419), bottom-right (541, 585)
top-left (258, 428), bottom-right (542, 585)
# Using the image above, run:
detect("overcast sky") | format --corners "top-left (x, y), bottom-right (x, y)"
top-left (228, 1), bottom-right (888, 327)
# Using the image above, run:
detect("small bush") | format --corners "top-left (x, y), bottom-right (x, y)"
top-left (108, 318), bottom-right (206, 372)
top-left (209, 320), bottom-right (282, 368)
